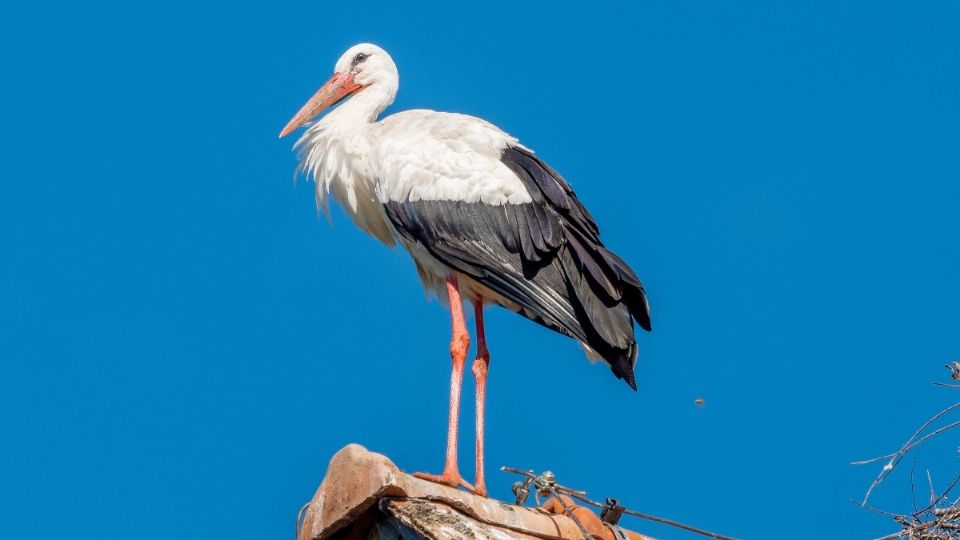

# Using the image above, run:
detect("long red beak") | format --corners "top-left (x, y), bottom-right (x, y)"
top-left (279, 72), bottom-right (363, 138)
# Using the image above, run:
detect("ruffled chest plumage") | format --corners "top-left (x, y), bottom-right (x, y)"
top-left (296, 124), bottom-right (396, 246)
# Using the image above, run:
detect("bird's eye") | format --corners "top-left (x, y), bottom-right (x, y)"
top-left (352, 53), bottom-right (369, 66)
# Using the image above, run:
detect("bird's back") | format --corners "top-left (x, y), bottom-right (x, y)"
top-left (374, 110), bottom-right (534, 205)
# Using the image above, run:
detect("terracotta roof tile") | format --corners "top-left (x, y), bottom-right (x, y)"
top-left (297, 444), bottom-right (653, 540)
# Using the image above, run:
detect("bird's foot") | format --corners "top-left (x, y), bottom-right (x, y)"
top-left (413, 470), bottom-right (478, 493)
top-left (472, 481), bottom-right (487, 498)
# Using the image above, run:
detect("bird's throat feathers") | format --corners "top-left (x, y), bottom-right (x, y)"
top-left (294, 109), bottom-right (395, 247)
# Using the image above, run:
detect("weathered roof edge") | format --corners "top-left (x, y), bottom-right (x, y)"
top-left (297, 444), bottom-right (653, 540)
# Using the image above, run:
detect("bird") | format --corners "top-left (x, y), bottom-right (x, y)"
top-left (279, 43), bottom-right (651, 497)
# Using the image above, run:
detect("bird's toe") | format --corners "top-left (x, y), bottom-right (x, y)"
top-left (413, 470), bottom-right (475, 492)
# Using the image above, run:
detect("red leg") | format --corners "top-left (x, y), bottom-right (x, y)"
top-left (414, 275), bottom-right (474, 491)
top-left (471, 296), bottom-right (490, 497)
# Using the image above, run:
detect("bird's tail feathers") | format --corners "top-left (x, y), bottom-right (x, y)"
top-left (558, 245), bottom-right (642, 390)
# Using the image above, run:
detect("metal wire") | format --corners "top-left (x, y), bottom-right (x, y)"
top-left (544, 483), bottom-right (598, 540)
top-left (295, 501), bottom-right (310, 540)
top-left (502, 466), bottom-right (739, 540)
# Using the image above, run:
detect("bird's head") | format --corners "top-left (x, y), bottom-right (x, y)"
top-left (279, 43), bottom-right (398, 138)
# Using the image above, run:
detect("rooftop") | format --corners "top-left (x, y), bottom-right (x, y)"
top-left (296, 444), bottom-right (654, 540)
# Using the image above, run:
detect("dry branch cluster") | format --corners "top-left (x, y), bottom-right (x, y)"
top-left (853, 363), bottom-right (960, 540)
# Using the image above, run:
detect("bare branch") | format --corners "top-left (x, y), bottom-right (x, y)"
top-left (854, 403), bottom-right (960, 504)
top-left (854, 366), bottom-right (960, 539)
top-left (910, 453), bottom-right (920, 514)
top-left (914, 474), bottom-right (960, 519)
top-left (851, 500), bottom-right (904, 519)
top-left (852, 403), bottom-right (960, 466)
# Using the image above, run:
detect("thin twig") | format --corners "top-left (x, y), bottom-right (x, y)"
top-left (854, 370), bottom-right (960, 539)
top-left (851, 500), bottom-right (905, 519)
top-left (904, 421), bottom-right (960, 458)
top-left (854, 403), bottom-right (960, 504)
top-left (910, 452), bottom-right (920, 514)
top-left (873, 529), bottom-right (907, 540)
top-left (914, 474), bottom-right (960, 519)
top-left (852, 403), bottom-right (960, 466)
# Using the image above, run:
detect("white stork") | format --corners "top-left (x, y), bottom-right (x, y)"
top-left (279, 43), bottom-right (651, 497)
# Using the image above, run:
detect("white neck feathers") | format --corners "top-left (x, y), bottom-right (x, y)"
top-left (293, 86), bottom-right (397, 247)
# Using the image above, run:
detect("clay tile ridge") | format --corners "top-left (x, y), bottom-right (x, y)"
top-left (296, 443), bottom-right (654, 540)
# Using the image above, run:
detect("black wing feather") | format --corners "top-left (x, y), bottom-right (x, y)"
top-left (383, 146), bottom-right (651, 389)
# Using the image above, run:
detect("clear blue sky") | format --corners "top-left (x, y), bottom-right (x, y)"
top-left (2, 2), bottom-right (958, 538)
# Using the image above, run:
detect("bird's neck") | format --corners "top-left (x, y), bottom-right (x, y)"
top-left (318, 85), bottom-right (395, 131)
top-left (294, 83), bottom-right (398, 247)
